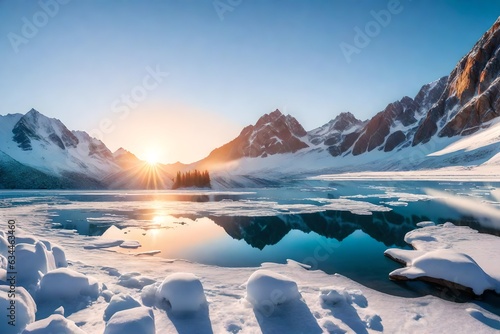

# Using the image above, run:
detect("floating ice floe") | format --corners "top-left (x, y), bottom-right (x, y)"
top-left (245, 269), bottom-right (301, 310)
top-left (385, 222), bottom-right (500, 295)
top-left (83, 239), bottom-right (124, 249)
top-left (386, 249), bottom-right (495, 295)
top-left (416, 221), bottom-right (436, 227)
top-left (119, 240), bottom-right (141, 249)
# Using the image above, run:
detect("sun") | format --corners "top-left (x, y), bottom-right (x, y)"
top-left (145, 151), bottom-right (160, 165)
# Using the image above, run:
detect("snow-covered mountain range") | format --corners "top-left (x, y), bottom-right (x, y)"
top-left (1, 18), bottom-right (500, 189)
top-left (194, 17), bottom-right (500, 185)
top-left (0, 109), bottom-right (174, 189)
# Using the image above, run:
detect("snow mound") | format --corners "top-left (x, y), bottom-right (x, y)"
top-left (245, 269), bottom-right (301, 310)
top-left (5, 236), bottom-right (67, 288)
top-left (16, 242), bottom-right (56, 287)
top-left (319, 288), bottom-right (351, 305)
top-left (51, 245), bottom-right (68, 267)
top-left (320, 287), bottom-right (367, 308)
top-left (38, 268), bottom-right (99, 302)
top-left (117, 272), bottom-right (155, 289)
top-left (22, 314), bottom-right (86, 334)
top-left (156, 272), bottom-right (206, 312)
top-left (0, 285), bottom-right (36, 333)
top-left (0, 235), bottom-right (9, 257)
top-left (389, 249), bottom-right (495, 295)
top-left (104, 306), bottom-right (155, 334)
top-left (104, 294), bottom-right (141, 321)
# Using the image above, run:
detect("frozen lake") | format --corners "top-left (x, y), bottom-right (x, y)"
top-left (2, 180), bottom-right (499, 304)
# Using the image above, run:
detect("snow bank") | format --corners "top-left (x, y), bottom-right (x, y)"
top-left (2, 234), bottom-right (67, 289)
top-left (22, 314), bottom-right (87, 334)
top-left (103, 294), bottom-right (141, 321)
top-left (104, 306), bottom-right (155, 334)
top-left (155, 272), bottom-right (206, 312)
top-left (51, 245), bottom-right (68, 267)
top-left (0, 285), bottom-right (36, 333)
top-left (117, 272), bottom-right (155, 289)
top-left (16, 242), bottom-right (56, 287)
top-left (0, 235), bottom-right (9, 257)
top-left (38, 268), bottom-right (99, 302)
top-left (245, 269), bottom-right (301, 310)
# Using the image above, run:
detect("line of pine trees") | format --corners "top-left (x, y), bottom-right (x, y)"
top-left (172, 170), bottom-right (211, 189)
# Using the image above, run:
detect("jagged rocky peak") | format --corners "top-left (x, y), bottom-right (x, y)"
top-left (239, 109), bottom-right (309, 157)
top-left (324, 75), bottom-right (449, 157)
top-left (201, 109), bottom-right (309, 164)
top-left (254, 109), bottom-right (307, 137)
top-left (325, 112), bottom-right (363, 132)
top-left (414, 17), bottom-right (500, 144)
top-left (308, 112), bottom-right (364, 146)
top-left (413, 76), bottom-right (448, 112)
top-left (12, 108), bottom-right (79, 151)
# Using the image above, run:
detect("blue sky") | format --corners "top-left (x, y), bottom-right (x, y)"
top-left (0, 0), bottom-right (499, 163)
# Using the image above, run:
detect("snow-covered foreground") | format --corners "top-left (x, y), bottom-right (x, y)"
top-left (1, 217), bottom-right (500, 333)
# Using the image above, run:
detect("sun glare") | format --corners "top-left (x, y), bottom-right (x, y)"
top-left (145, 151), bottom-right (160, 165)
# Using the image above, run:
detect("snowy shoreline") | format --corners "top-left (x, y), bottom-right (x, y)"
top-left (312, 168), bottom-right (500, 182)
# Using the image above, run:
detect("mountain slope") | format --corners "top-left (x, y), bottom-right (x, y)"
top-left (0, 109), bottom-right (173, 189)
top-left (414, 18), bottom-right (500, 144)
top-left (198, 109), bottom-right (309, 167)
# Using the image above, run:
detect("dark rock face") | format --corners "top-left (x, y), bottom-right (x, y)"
top-left (323, 76), bottom-right (448, 157)
top-left (202, 109), bottom-right (309, 164)
top-left (351, 95), bottom-right (421, 155)
top-left (414, 18), bottom-right (500, 144)
top-left (308, 112), bottom-right (363, 146)
top-left (12, 120), bottom-right (39, 150)
top-left (352, 111), bottom-right (391, 155)
top-left (384, 131), bottom-right (406, 152)
top-left (12, 109), bottom-right (79, 151)
top-left (320, 18), bottom-right (500, 155)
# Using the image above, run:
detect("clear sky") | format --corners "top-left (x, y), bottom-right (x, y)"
top-left (0, 1), bottom-right (499, 164)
